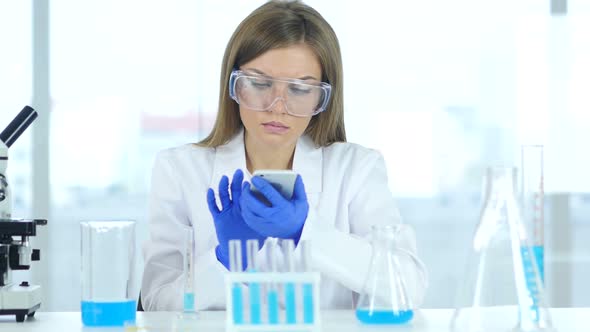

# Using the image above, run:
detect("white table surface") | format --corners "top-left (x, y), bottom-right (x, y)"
top-left (0, 309), bottom-right (588, 331)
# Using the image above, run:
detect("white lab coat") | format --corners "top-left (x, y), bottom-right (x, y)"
top-left (141, 129), bottom-right (427, 311)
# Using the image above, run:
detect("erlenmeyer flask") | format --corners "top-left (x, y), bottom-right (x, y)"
top-left (451, 167), bottom-right (555, 332)
top-left (356, 225), bottom-right (427, 324)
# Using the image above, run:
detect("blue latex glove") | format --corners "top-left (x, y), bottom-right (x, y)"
top-left (207, 169), bottom-right (266, 270)
top-left (240, 174), bottom-right (309, 243)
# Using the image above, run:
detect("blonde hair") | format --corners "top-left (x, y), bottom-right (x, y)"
top-left (198, 0), bottom-right (346, 148)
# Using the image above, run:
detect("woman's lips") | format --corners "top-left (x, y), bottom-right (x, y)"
top-left (262, 121), bottom-right (289, 134)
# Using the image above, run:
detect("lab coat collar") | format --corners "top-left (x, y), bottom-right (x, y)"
top-left (210, 128), bottom-right (322, 194)
top-left (292, 134), bottom-right (322, 194)
top-left (210, 129), bottom-right (248, 190)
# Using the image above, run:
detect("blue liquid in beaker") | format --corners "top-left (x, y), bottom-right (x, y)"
top-left (355, 308), bottom-right (414, 324)
top-left (81, 299), bottom-right (136, 326)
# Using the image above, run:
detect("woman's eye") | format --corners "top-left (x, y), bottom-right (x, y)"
top-left (289, 85), bottom-right (311, 95)
top-left (249, 79), bottom-right (272, 89)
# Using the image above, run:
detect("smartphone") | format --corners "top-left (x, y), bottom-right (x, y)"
top-left (251, 169), bottom-right (298, 202)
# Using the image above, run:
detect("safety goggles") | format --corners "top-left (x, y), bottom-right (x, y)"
top-left (229, 69), bottom-right (332, 117)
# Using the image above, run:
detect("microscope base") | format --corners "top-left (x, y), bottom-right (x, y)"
top-left (0, 283), bottom-right (42, 322)
top-left (0, 304), bottom-right (40, 322)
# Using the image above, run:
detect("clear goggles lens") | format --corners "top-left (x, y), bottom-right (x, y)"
top-left (229, 70), bottom-right (332, 117)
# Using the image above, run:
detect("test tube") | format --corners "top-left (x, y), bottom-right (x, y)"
top-left (246, 239), bottom-right (261, 324)
top-left (521, 145), bottom-right (545, 282)
top-left (301, 240), bottom-right (314, 324)
top-left (229, 240), bottom-right (244, 324)
top-left (183, 228), bottom-right (195, 313)
top-left (520, 145), bottom-right (545, 321)
top-left (283, 240), bottom-right (297, 324)
top-left (266, 239), bottom-right (279, 324)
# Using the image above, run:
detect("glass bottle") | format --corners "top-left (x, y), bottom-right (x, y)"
top-left (451, 167), bottom-right (555, 332)
top-left (356, 224), bottom-right (427, 324)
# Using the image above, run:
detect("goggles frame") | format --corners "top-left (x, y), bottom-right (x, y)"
top-left (229, 69), bottom-right (332, 117)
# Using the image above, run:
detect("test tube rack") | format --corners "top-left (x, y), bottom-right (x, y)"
top-left (225, 272), bottom-right (321, 332)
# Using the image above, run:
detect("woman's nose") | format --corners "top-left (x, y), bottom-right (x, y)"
top-left (269, 97), bottom-right (288, 115)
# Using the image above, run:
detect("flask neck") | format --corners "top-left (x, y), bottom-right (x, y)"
top-left (474, 166), bottom-right (525, 249)
top-left (485, 167), bottom-right (518, 198)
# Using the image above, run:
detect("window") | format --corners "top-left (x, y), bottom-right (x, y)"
top-left (0, 1), bottom-right (32, 218)
top-left (3, 0), bottom-right (587, 310)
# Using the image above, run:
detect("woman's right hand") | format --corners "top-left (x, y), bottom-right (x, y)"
top-left (207, 169), bottom-right (266, 270)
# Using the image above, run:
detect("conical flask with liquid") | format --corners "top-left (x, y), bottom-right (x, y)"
top-left (451, 167), bottom-right (555, 332)
top-left (356, 225), bottom-right (427, 324)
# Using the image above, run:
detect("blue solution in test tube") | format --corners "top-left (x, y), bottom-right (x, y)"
top-left (301, 241), bottom-right (314, 324)
top-left (520, 245), bottom-right (542, 321)
top-left (521, 145), bottom-right (545, 283)
top-left (229, 240), bottom-right (244, 324)
top-left (247, 239), bottom-right (261, 325)
top-left (232, 286), bottom-right (244, 324)
top-left (303, 284), bottom-right (314, 323)
top-left (520, 145), bottom-right (545, 321)
top-left (183, 228), bottom-right (195, 313)
top-left (267, 288), bottom-right (279, 324)
top-left (283, 240), bottom-right (297, 324)
top-left (183, 293), bottom-right (194, 312)
top-left (266, 239), bottom-right (279, 324)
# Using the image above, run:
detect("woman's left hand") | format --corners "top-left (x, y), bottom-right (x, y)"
top-left (239, 174), bottom-right (309, 242)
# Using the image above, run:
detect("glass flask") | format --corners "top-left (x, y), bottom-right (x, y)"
top-left (356, 224), bottom-right (427, 324)
top-left (451, 167), bottom-right (555, 332)
top-left (81, 220), bottom-right (136, 327)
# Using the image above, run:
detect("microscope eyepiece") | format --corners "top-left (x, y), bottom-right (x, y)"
top-left (0, 106), bottom-right (38, 148)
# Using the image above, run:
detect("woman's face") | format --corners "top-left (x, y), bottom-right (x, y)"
top-left (239, 43), bottom-right (322, 150)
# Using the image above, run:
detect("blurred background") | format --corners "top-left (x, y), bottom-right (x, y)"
top-left (1, 0), bottom-right (588, 310)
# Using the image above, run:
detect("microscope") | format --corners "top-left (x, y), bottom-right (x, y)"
top-left (0, 106), bottom-right (47, 322)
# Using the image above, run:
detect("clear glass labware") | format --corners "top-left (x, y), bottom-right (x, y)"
top-left (451, 167), bottom-right (554, 332)
top-left (521, 145), bottom-right (545, 284)
top-left (356, 225), bottom-right (427, 324)
top-left (182, 227), bottom-right (196, 313)
top-left (81, 220), bottom-right (136, 327)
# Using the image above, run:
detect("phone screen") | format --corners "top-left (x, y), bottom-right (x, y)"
top-left (251, 170), bottom-right (297, 205)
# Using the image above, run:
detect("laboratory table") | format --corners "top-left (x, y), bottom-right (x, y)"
top-left (0, 308), bottom-right (588, 331)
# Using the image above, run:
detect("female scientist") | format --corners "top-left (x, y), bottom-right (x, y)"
top-left (141, 0), bottom-right (427, 311)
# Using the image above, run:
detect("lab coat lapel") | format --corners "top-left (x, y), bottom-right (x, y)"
top-left (292, 135), bottom-right (322, 194)
top-left (210, 129), bottom-right (247, 189)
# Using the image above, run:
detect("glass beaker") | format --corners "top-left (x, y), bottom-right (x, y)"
top-left (450, 167), bottom-right (554, 332)
top-left (355, 224), bottom-right (427, 324)
top-left (81, 220), bottom-right (136, 326)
